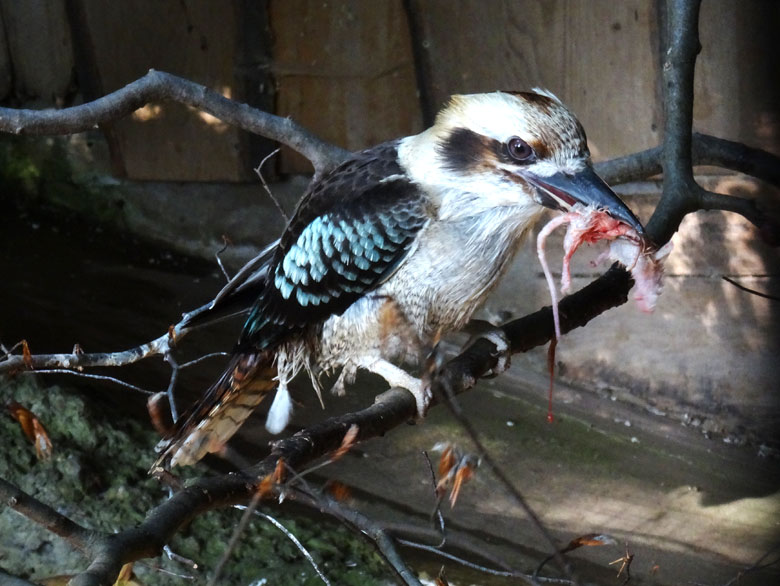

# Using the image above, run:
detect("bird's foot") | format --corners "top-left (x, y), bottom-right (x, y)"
top-left (409, 380), bottom-right (433, 420)
top-left (361, 357), bottom-right (431, 420)
top-left (462, 321), bottom-right (511, 378)
top-left (330, 362), bottom-right (358, 397)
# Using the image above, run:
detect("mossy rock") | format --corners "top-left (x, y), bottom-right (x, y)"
top-left (0, 378), bottom-right (391, 584)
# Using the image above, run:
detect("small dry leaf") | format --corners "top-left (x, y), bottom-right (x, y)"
top-left (7, 401), bottom-right (53, 459)
top-left (146, 392), bottom-right (173, 437)
top-left (167, 325), bottom-right (177, 345)
top-left (7, 401), bottom-right (35, 442)
top-left (326, 480), bottom-right (352, 501)
top-left (331, 424), bottom-right (359, 461)
top-left (114, 563), bottom-right (134, 585)
top-left (433, 443), bottom-right (479, 508)
top-left (448, 459), bottom-right (476, 508)
top-left (256, 474), bottom-right (275, 500)
top-left (438, 445), bottom-right (456, 479)
top-left (33, 418), bottom-right (53, 460)
top-left (21, 339), bottom-right (33, 369)
top-left (272, 457), bottom-right (286, 484)
top-left (562, 533), bottom-right (617, 553)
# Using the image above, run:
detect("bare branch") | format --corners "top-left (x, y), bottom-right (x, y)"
top-left (69, 389), bottom-right (416, 586)
top-left (692, 133), bottom-right (780, 187)
top-left (698, 190), bottom-right (767, 228)
top-left (596, 133), bottom-right (780, 188)
top-left (645, 0), bottom-right (703, 245)
top-left (595, 146), bottom-right (663, 186)
top-left (0, 329), bottom-right (176, 374)
top-left (0, 296), bottom-right (228, 376)
top-left (0, 69), bottom-right (349, 175)
top-left (0, 477), bottom-right (99, 552)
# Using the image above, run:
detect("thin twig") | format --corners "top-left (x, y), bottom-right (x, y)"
top-left (254, 147), bottom-right (288, 223)
top-left (163, 545), bottom-right (199, 570)
top-left (421, 450), bottom-right (446, 547)
top-left (0, 327), bottom-right (179, 374)
top-left (722, 276), bottom-right (780, 301)
top-left (209, 490), bottom-right (264, 586)
top-left (252, 509), bottom-right (333, 586)
top-left (178, 352), bottom-right (230, 369)
top-left (214, 237), bottom-right (232, 282)
top-left (721, 542), bottom-right (780, 586)
top-left (163, 354), bottom-right (180, 422)
top-left (286, 486), bottom-right (423, 586)
top-left (18, 369), bottom-right (155, 395)
top-left (395, 538), bottom-right (575, 585)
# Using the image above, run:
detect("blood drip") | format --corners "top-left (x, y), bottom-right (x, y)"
top-left (546, 337), bottom-right (557, 423)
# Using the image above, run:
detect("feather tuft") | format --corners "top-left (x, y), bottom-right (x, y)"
top-left (266, 385), bottom-right (293, 434)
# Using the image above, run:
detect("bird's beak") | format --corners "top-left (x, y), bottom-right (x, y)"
top-left (524, 166), bottom-right (645, 236)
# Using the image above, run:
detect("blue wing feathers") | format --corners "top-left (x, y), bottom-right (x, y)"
top-left (239, 140), bottom-right (428, 351)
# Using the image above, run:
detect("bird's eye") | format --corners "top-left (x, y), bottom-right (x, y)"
top-left (506, 137), bottom-right (535, 163)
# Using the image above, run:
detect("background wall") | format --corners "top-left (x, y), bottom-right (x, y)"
top-left (1, 1), bottom-right (777, 176)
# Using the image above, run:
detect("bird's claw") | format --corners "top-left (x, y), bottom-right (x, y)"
top-left (410, 382), bottom-right (433, 421)
top-left (463, 327), bottom-right (511, 378)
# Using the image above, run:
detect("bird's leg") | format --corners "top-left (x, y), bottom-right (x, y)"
top-left (461, 320), bottom-right (512, 377)
top-left (330, 361), bottom-right (358, 397)
top-left (360, 356), bottom-right (431, 419)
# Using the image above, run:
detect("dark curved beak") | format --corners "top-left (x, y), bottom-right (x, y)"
top-left (525, 166), bottom-right (645, 236)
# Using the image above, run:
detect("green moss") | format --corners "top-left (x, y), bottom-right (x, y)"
top-left (0, 136), bottom-right (124, 227)
top-left (0, 137), bottom-right (43, 200)
top-left (0, 378), bottom-right (393, 584)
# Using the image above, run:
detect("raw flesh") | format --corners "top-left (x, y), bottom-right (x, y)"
top-left (536, 204), bottom-right (672, 339)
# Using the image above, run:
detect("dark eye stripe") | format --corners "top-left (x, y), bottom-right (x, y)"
top-left (437, 127), bottom-right (502, 173)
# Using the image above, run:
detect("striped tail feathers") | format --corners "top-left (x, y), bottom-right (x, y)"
top-left (152, 350), bottom-right (277, 469)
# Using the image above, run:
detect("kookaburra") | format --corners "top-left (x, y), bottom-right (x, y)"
top-left (155, 90), bottom-right (645, 468)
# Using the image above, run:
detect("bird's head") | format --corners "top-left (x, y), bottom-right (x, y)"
top-left (401, 90), bottom-right (644, 236)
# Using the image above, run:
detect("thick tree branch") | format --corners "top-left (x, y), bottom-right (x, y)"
top-left (645, 0), bottom-right (703, 245)
top-left (692, 133), bottom-right (780, 187)
top-left (596, 132), bottom-right (780, 188)
top-left (0, 69), bottom-right (349, 175)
